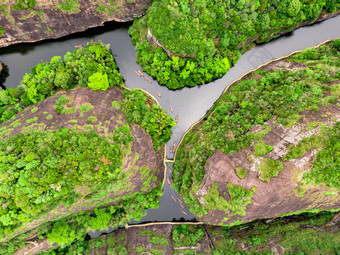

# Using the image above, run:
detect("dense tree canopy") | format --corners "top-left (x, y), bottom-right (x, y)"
top-left (129, 0), bottom-right (340, 89)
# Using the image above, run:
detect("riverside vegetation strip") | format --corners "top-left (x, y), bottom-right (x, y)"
top-left (173, 39), bottom-right (340, 225)
top-left (37, 210), bottom-right (340, 254)
top-left (0, 42), bottom-right (175, 254)
top-left (129, 0), bottom-right (340, 89)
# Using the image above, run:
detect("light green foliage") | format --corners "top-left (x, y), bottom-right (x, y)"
top-left (59, 0), bottom-right (80, 13)
top-left (69, 119), bottom-right (78, 124)
top-left (88, 208), bottom-right (111, 231)
top-left (150, 247), bottom-right (164, 255)
top-left (258, 158), bottom-right (284, 183)
top-left (236, 167), bottom-right (247, 179)
top-left (330, 83), bottom-right (340, 96)
top-left (285, 133), bottom-right (323, 160)
top-left (149, 233), bottom-right (169, 246)
top-left (111, 101), bottom-right (121, 110)
top-left (61, 106), bottom-right (76, 114)
top-left (26, 117), bottom-right (38, 123)
top-left (307, 121), bottom-right (319, 130)
top-left (129, 0), bottom-right (339, 89)
top-left (30, 107), bottom-right (38, 114)
top-left (87, 116), bottom-right (97, 123)
top-left (303, 122), bottom-right (340, 189)
top-left (172, 224), bottom-right (205, 247)
top-left (122, 89), bottom-right (175, 151)
top-left (203, 183), bottom-right (229, 211)
top-left (0, 42), bottom-right (123, 125)
top-left (0, 27), bottom-right (4, 37)
top-left (46, 115), bottom-right (53, 120)
top-left (282, 114), bottom-right (302, 128)
top-left (227, 183), bottom-right (254, 216)
top-left (79, 103), bottom-right (94, 113)
top-left (12, 0), bottom-right (36, 10)
top-left (136, 246), bottom-right (146, 252)
top-left (88, 72), bottom-right (109, 91)
top-left (254, 140), bottom-right (273, 157)
top-left (249, 125), bottom-right (272, 140)
top-left (47, 222), bottom-right (75, 245)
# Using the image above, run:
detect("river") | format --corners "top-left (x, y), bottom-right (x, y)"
top-left (0, 15), bottom-right (339, 237)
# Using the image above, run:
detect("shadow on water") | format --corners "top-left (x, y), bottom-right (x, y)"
top-left (0, 62), bottom-right (9, 89)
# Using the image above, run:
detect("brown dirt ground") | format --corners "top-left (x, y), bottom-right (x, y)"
top-left (0, 0), bottom-right (152, 47)
top-left (0, 86), bottom-right (165, 242)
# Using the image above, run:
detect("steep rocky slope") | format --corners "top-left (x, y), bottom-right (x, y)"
top-left (0, 0), bottom-right (151, 47)
top-left (173, 39), bottom-right (340, 225)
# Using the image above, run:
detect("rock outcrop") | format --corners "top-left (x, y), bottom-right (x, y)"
top-left (0, 0), bottom-right (152, 48)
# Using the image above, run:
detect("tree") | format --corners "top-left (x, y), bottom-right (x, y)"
top-left (287, 0), bottom-right (302, 17)
top-left (87, 72), bottom-right (109, 91)
top-left (47, 222), bottom-right (76, 245)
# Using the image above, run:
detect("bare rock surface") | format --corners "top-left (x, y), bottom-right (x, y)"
top-left (0, 0), bottom-right (152, 48)
top-left (196, 103), bottom-right (340, 224)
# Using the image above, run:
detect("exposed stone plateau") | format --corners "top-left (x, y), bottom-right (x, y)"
top-left (0, 0), bottom-right (152, 48)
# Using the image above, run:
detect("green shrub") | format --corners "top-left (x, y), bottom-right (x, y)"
top-left (59, 0), bottom-right (80, 13)
top-left (258, 158), bottom-right (284, 183)
top-left (111, 101), bottom-right (121, 110)
top-left (254, 140), bottom-right (273, 157)
top-left (87, 116), bottom-right (97, 123)
top-left (26, 117), bottom-right (38, 123)
top-left (236, 167), bottom-right (247, 179)
top-left (88, 72), bottom-right (109, 91)
top-left (79, 103), bottom-right (94, 112)
top-left (12, 0), bottom-right (36, 10)
top-left (172, 224), bottom-right (205, 247)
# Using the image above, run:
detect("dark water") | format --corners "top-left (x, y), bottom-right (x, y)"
top-left (0, 16), bottom-right (339, 234)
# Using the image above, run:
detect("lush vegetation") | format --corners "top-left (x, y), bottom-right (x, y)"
top-left (211, 210), bottom-right (340, 254)
top-left (173, 40), bottom-right (340, 218)
top-left (172, 224), bottom-right (205, 247)
top-left (0, 42), bottom-right (123, 125)
top-left (303, 122), bottom-right (340, 189)
top-left (12, 0), bottom-right (36, 10)
top-left (59, 0), bottom-right (80, 13)
top-left (38, 210), bottom-right (339, 254)
top-left (0, 42), bottom-right (173, 253)
top-left (129, 0), bottom-right (340, 89)
top-left (122, 89), bottom-right (176, 150)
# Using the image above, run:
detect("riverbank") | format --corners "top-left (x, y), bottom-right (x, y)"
top-left (21, 210), bottom-right (339, 254)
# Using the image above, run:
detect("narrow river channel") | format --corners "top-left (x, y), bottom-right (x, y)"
top-left (0, 15), bottom-right (339, 237)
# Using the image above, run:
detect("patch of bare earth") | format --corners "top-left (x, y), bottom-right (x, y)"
top-left (0, 0), bottom-right (152, 48)
top-left (1, 86), bottom-right (164, 242)
top-left (196, 103), bottom-right (340, 225)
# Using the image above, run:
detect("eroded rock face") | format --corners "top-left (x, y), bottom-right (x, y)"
top-left (0, 0), bottom-right (152, 47)
top-left (196, 104), bottom-right (340, 225)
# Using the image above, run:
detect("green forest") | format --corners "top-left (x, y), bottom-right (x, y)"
top-left (173, 39), bottom-right (340, 218)
top-left (0, 42), bottom-right (174, 254)
top-left (0, 41), bottom-right (123, 124)
top-left (38, 210), bottom-right (340, 254)
top-left (129, 0), bottom-right (340, 89)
